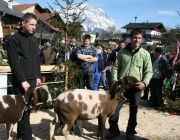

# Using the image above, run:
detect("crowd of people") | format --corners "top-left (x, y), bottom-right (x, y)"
top-left (0, 12), bottom-right (177, 140)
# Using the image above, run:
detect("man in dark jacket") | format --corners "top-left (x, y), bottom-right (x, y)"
top-left (141, 46), bottom-right (156, 100)
top-left (108, 40), bottom-right (125, 64)
top-left (7, 13), bottom-right (41, 140)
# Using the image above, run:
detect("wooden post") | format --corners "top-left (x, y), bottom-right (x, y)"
top-left (64, 66), bottom-right (68, 91)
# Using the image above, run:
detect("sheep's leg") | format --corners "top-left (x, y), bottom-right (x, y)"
top-left (6, 123), bottom-right (13, 140)
top-left (62, 124), bottom-right (71, 140)
top-left (100, 116), bottom-right (107, 140)
top-left (97, 117), bottom-right (102, 138)
top-left (62, 118), bottom-right (76, 140)
top-left (50, 114), bottom-right (58, 140)
top-left (75, 120), bottom-right (83, 135)
top-left (56, 121), bottom-right (63, 135)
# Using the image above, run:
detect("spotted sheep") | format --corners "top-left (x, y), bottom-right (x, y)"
top-left (50, 76), bottom-right (139, 140)
top-left (0, 85), bottom-right (52, 140)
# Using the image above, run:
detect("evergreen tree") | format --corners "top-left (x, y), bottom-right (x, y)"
top-left (45, 0), bottom-right (87, 99)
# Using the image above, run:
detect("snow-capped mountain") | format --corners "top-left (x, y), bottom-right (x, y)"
top-left (80, 4), bottom-right (121, 34)
top-left (59, 4), bottom-right (121, 35)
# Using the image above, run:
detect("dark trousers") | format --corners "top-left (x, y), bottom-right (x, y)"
top-left (143, 83), bottom-right (150, 99)
top-left (11, 76), bottom-right (36, 140)
top-left (150, 78), bottom-right (163, 107)
top-left (106, 69), bottom-right (112, 89)
top-left (108, 89), bottom-right (141, 135)
top-left (78, 68), bottom-right (93, 90)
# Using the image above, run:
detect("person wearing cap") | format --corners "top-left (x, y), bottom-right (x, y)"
top-left (42, 42), bottom-right (57, 65)
top-left (93, 42), bottom-right (104, 90)
top-left (97, 43), bottom-right (108, 90)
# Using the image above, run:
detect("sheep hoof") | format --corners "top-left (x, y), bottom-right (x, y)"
top-left (52, 135), bottom-right (56, 140)
top-left (56, 127), bottom-right (62, 135)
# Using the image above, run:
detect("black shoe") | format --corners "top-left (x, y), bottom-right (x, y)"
top-left (141, 96), bottom-right (148, 100)
top-left (126, 134), bottom-right (135, 140)
top-left (106, 131), bottom-right (120, 139)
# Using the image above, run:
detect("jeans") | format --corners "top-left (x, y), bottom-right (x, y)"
top-left (150, 78), bottom-right (163, 107)
top-left (93, 72), bottom-right (101, 90)
top-left (11, 76), bottom-right (36, 140)
top-left (108, 88), bottom-right (141, 134)
top-left (99, 72), bottom-right (108, 90)
top-left (78, 68), bottom-right (93, 90)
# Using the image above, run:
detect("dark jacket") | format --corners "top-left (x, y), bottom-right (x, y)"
top-left (108, 49), bottom-right (118, 63)
top-left (7, 30), bottom-right (41, 83)
top-left (158, 57), bottom-right (173, 79)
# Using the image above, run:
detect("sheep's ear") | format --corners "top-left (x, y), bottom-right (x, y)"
top-left (41, 85), bottom-right (48, 90)
top-left (24, 89), bottom-right (33, 102)
top-left (109, 81), bottom-right (117, 97)
top-left (32, 88), bottom-right (38, 110)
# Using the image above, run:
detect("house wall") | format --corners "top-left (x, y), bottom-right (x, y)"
top-left (1, 15), bottom-right (21, 36)
top-left (124, 28), bottom-right (162, 45)
top-left (21, 5), bottom-right (35, 14)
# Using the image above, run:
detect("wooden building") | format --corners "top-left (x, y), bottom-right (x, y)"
top-left (0, 0), bottom-right (23, 37)
top-left (122, 22), bottom-right (166, 45)
top-left (14, 3), bottom-right (61, 41)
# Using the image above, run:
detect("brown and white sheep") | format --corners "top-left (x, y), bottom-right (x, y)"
top-left (50, 76), bottom-right (139, 140)
top-left (0, 85), bottom-right (52, 139)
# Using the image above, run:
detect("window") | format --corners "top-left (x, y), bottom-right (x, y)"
top-left (3, 18), bottom-right (9, 25)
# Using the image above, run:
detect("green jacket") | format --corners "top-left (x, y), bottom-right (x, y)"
top-left (0, 46), bottom-right (8, 66)
top-left (112, 43), bottom-right (153, 86)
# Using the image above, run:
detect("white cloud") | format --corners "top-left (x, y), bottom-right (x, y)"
top-left (157, 10), bottom-right (177, 16)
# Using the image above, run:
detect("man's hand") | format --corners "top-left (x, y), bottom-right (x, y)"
top-left (36, 78), bottom-right (41, 86)
top-left (135, 82), bottom-right (145, 90)
top-left (21, 81), bottom-right (30, 91)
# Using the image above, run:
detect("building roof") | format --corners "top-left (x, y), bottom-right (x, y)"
top-left (36, 13), bottom-right (53, 21)
top-left (13, 4), bottom-right (34, 11)
top-left (13, 3), bottom-right (51, 13)
top-left (37, 19), bottom-right (61, 32)
top-left (122, 22), bottom-right (165, 30)
top-left (0, 0), bottom-right (23, 18)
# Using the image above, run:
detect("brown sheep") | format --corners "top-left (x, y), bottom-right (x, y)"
top-left (50, 76), bottom-right (139, 140)
top-left (0, 85), bottom-right (52, 139)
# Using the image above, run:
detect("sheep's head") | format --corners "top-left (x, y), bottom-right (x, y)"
top-left (109, 76), bottom-right (139, 101)
top-left (122, 76), bottom-right (139, 90)
top-left (31, 85), bottom-right (52, 110)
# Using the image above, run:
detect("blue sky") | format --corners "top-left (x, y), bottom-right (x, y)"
top-left (16, 0), bottom-right (180, 29)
